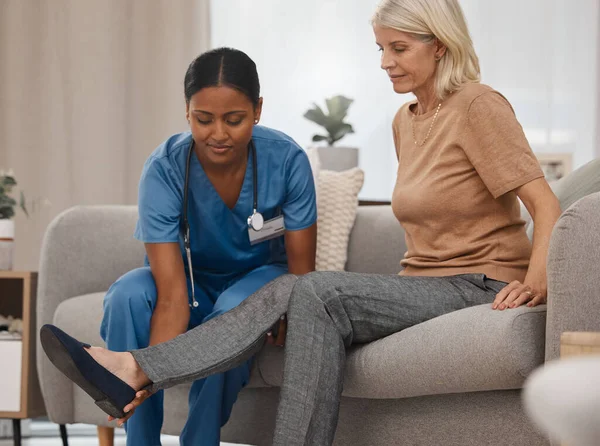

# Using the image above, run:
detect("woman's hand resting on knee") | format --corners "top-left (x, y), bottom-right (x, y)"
top-left (492, 279), bottom-right (547, 310)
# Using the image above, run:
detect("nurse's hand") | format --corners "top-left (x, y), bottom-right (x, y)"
top-left (266, 315), bottom-right (287, 347)
top-left (108, 389), bottom-right (153, 427)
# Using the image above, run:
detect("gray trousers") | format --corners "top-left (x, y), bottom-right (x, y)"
top-left (131, 272), bottom-right (506, 446)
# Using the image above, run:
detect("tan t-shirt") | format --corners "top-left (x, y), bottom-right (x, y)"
top-left (392, 83), bottom-right (544, 283)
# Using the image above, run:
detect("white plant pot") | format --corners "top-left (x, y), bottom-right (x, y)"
top-left (0, 219), bottom-right (15, 271)
top-left (316, 146), bottom-right (359, 172)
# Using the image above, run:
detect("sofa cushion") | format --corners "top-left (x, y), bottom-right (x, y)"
top-left (255, 303), bottom-right (546, 399)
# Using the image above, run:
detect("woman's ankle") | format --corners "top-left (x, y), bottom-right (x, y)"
top-left (125, 352), bottom-right (151, 389)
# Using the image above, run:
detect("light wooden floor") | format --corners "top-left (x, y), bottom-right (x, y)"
top-left (0, 437), bottom-right (246, 445)
top-left (0, 421), bottom-right (248, 445)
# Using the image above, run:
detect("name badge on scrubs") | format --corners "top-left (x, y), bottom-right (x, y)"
top-left (248, 215), bottom-right (285, 245)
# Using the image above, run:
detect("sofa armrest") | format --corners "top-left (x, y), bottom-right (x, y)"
top-left (346, 205), bottom-right (406, 274)
top-left (36, 205), bottom-right (144, 422)
top-left (545, 192), bottom-right (600, 361)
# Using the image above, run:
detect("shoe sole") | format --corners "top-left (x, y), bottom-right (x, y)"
top-left (40, 326), bottom-right (127, 418)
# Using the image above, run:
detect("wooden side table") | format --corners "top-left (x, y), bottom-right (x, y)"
top-left (0, 271), bottom-right (68, 446)
top-left (560, 332), bottom-right (600, 358)
top-left (559, 331), bottom-right (600, 446)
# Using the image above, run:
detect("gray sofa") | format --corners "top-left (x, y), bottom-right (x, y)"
top-left (37, 160), bottom-right (600, 445)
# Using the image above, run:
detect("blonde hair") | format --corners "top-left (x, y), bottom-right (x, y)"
top-left (371, 0), bottom-right (480, 100)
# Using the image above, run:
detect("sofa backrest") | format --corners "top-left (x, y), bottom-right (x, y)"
top-left (346, 205), bottom-right (406, 274)
top-left (524, 158), bottom-right (600, 239)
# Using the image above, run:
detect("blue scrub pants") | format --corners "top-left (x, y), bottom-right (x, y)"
top-left (100, 264), bottom-right (287, 446)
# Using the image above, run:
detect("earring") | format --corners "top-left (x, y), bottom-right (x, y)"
top-left (254, 120), bottom-right (259, 124)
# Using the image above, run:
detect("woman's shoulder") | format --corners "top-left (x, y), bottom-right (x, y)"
top-left (450, 83), bottom-right (511, 109)
top-left (252, 125), bottom-right (303, 156)
top-left (148, 132), bottom-right (192, 161)
top-left (141, 132), bottom-right (191, 176)
top-left (253, 125), bottom-right (296, 144)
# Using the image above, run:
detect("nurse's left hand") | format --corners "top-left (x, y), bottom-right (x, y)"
top-left (266, 316), bottom-right (287, 347)
top-left (108, 389), bottom-right (153, 427)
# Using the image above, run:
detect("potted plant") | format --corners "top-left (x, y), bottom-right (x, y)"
top-left (0, 170), bottom-right (28, 270)
top-left (304, 95), bottom-right (359, 171)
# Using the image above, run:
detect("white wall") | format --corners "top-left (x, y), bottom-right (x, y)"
top-left (211, 0), bottom-right (599, 200)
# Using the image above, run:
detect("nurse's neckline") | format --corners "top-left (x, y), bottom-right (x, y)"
top-left (193, 140), bottom-right (251, 211)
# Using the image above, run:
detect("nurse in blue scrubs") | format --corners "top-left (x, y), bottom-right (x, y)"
top-left (99, 47), bottom-right (317, 446)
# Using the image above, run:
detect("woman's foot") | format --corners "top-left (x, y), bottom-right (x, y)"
top-left (40, 324), bottom-right (144, 418)
top-left (84, 346), bottom-right (151, 390)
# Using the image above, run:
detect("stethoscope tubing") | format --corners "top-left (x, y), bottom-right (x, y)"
top-left (181, 138), bottom-right (259, 308)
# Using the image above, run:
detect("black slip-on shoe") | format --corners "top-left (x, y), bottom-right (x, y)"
top-left (40, 324), bottom-right (136, 418)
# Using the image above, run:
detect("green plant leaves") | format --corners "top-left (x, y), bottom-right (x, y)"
top-left (0, 194), bottom-right (17, 220)
top-left (1, 176), bottom-right (16, 188)
top-left (0, 173), bottom-right (27, 219)
top-left (330, 123), bottom-right (354, 144)
top-left (0, 207), bottom-right (15, 219)
top-left (304, 95), bottom-right (355, 146)
top-left (325, 95), bottom-right (353, 121)
top-left (304, 104), bottom-right (328, 127)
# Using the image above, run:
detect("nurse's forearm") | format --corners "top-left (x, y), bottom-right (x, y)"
top-left (149, 299), bottom-right (190, 346)
top-left (144, 243), bottom-right (191, 345)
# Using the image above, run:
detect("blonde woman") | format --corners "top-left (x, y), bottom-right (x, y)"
top-left (41, 1), bottom-right (561, 445)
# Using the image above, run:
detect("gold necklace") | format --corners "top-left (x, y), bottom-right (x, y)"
top-left (411, 102), bottom-right (442, 146)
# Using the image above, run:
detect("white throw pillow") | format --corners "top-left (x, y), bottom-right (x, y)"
top-left (316, 167), bottom-right (365, 271)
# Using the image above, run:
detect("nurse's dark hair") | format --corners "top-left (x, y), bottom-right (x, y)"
top-left (184, 47), bottom-right (260, 106)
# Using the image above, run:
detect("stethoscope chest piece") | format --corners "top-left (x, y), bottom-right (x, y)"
top-left (248, 209), bottom-right (264, 231)
top-left (183, 137), bottom-right (261, 309)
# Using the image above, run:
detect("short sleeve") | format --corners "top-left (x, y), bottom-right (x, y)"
top-left (463, 92), bottom-right (544, 198)
top-left (134, 157), bottom-right (182, 243)
top-left (282, 147), bottom-right (318, 231)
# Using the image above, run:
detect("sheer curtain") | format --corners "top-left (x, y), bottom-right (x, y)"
top-left (210, 0), bottom-right (599, 199)
top-left (462, 0), bottom-right (600, 167)
top-left (0, 0), bottom-right (211, 270)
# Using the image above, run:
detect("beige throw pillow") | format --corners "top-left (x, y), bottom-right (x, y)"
top-left (316, 167), bottom-right (365, 271)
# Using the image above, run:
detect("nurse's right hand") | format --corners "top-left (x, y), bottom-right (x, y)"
top-left (108, 389), bottom-right (153, 427)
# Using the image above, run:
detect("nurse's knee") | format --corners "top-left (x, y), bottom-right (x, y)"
top-left (104, 267), bottom-right (157, 315)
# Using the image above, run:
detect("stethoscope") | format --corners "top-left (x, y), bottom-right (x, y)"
top-left (182, 138), bottom-right (263, 308)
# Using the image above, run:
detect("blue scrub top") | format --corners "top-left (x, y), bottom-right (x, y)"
top-left (133, 126), bottom-right (317, 298)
